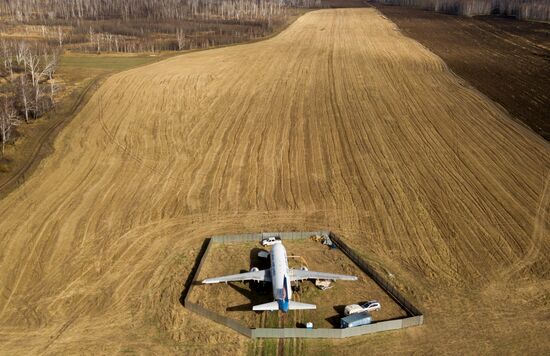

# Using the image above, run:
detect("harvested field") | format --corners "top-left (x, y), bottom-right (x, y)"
top-left (0, 7), bottom-right (548, 355)
top-left (0, 53), bottom-right (174, 199)
top-left (190, 239), bottom-right (407, 328)
top-left (374, 3), bottom-right (550, 140)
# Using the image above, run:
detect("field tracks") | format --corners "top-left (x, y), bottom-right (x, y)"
top-left (0, 7), bottom-right (548, 354)
top-left (503, 169), bottom-right (549, 280)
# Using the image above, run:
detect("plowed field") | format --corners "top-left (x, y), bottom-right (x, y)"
top-left (0, 8), bottom-right (548, 355)
top-left (374, 3), bottom-right (550, 140)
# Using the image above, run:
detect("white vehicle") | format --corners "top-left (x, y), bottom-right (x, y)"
top-left (202, 242), bottom-right (358, 312)
top-left (344, 300), bottom-right (381, 316)
top-left (261, 236), bottom-right (282, 246)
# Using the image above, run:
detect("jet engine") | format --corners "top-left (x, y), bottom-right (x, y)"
top-left (250, 267), bottom-right (259, 272)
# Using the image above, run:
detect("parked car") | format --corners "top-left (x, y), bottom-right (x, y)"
top-left (344, 300), bottom-right (381, 316)
top-left (261, 236), bottom-right (282, 246)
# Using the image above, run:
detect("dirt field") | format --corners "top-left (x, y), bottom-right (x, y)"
top-left (190, 239), bottom-right (406, 328)
top-left (373, 3), bottom-right (550, 140)
top-left (0, 53), bottom-right (175, 199)
top-left (0, 7), bottom-right (548, 355)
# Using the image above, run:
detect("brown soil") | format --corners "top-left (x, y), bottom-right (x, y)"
top-left (373, 3), bottom-right (550, 140)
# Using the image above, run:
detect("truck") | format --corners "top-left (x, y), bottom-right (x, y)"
top-left (340, 312), bottom-right (372, 328)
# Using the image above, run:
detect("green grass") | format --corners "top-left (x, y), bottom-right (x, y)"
top-left (58, 52), bottom-right (176, 85)
top-left (59, 53), bottom-right (166, 72)
top-left (262, 339), bottom-right (278, 355)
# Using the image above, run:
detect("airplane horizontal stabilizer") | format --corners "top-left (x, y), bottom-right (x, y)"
top-left (288, 301), bottom-right (316, 310)
top-left (252, 301), bottom-right (279, 311)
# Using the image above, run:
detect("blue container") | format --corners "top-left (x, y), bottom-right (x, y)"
top-left (340, 312), bottom-right (372, 328)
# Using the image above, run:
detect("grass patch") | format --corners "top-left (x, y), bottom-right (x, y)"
top-left (59, 53), bottom-right (166, 73)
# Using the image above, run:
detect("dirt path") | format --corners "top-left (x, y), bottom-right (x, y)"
top-left (0, 8), bottom-right (547, 354)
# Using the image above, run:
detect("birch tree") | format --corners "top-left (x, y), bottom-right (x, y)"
top-left (176, 29), bottom-right (186, 50)
top-left (18, 75), bottom-right (31, 123)
top-left (0, 96), bottom-right (19, 156)
top-left (42, 51), bottom-right (59, 104)
top-left (57, 26), bottom-right (64, 47)
top-left (1, 41), bottom-right (13, 79)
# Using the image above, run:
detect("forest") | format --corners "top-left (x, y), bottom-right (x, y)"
top-left (374, 0), bottom-right (549, 21)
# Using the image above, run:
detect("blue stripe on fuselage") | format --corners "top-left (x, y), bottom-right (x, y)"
top-left (277, 299), bottom-right (289, 313)
top-left (277, 276), bottom-right (290, 313)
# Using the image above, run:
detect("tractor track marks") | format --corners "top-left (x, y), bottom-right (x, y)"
top-left (0, 7), bottom-right (547, 355)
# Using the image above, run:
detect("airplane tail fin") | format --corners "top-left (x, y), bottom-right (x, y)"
top-left (252, 301), bottom-right (279, 311)
top-left (288, 301), bottom-right (316, 310)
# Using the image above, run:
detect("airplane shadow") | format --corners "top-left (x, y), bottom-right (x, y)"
top-left (250, 247), bottom-right (270, 270)
top-left (179, 243), bottom-right (274, 312)
top-left (226, 281), bottom-right (271, 312)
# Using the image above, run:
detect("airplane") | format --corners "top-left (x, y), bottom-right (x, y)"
top-left (202, 240), bottom-right (358, 312)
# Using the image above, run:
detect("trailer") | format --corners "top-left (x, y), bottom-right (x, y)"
top-left (340, 312), bottom-right (372, 328)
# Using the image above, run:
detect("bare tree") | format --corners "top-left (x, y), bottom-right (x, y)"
top-left (57, 26), bottom-right (64, 47)
top-left (18, 75), bottom-right (32, 123)
top-left (0, 96), bottom-right (20, 156)
top-left (15, 42), bottom-right (28, 66)
top-left (1, 41), bottom-right (14, 79)
top-left (42, 51), bottom-right (59, 104)
top-left (24, 49), bottom-right (42, 109)
top-left (25, 48), bottom-right (40, 89)
top-left (106, 33), bottom-right (113, 52)
top-left (96, 33), bottom-right (101, 53)
top-left (176, 29), bottom-right (186, 51)
top-left (88, 26), bottom-right (95, 51)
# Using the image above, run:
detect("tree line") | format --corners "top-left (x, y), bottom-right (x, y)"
top-left (0, 0), bottom-right (321, 22)
top-left (0, 41), bottom-right (59, 155)
top-left (0, 0), bottom-right (321, 54)
top-left (10, 19), bottom-right (291, 54)
top-left (374, 0), bottom-right (550, 21)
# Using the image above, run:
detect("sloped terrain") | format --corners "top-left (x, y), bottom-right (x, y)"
top-left (0, 8), bottom-right (547, 354)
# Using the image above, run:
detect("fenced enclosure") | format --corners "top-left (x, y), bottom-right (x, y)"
top-left (183, 231), bottom-right (423, 338)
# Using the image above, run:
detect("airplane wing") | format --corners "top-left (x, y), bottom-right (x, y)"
top-left (288, 268), bottom-right (357, 282)
top-left (202, 268), bottom-right (271, 284)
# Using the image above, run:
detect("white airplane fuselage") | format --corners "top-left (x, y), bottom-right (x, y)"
top-left (201, 240), bottom-right (357, 312)
top-left (269, 243), bottom-right (292, 312)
